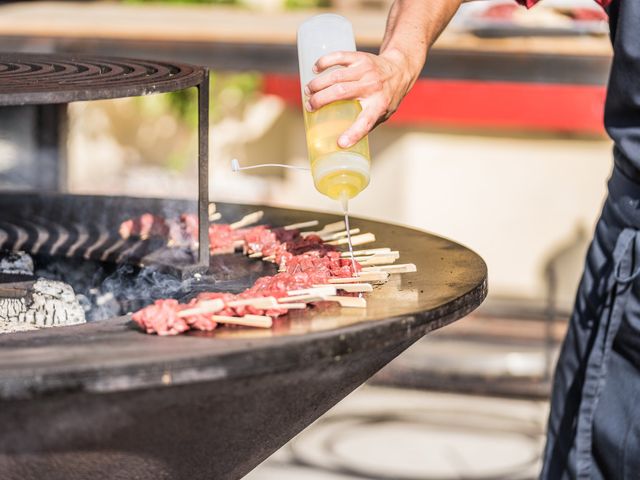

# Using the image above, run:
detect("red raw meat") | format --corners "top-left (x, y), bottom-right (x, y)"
top-left (131, 299), bottom-right (190, 336)
top-left (129, 214), bottom-right (364, 336)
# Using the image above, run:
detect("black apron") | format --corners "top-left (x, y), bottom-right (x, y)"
top-left (541, 1), bottom-right (640, 478)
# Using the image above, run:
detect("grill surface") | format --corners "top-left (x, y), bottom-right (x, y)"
top-left (0, 53), bottom-right (205, 105)
top-left (0, 194), bottom-right (487, 479)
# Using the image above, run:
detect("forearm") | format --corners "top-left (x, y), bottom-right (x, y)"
top-left (380, 0), bottom-right (462, 90)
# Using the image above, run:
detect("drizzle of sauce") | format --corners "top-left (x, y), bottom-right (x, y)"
top-left (341, 193), bottom-right (358, 277)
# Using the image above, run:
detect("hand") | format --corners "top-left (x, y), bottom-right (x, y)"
top-left (304, 48), bottom-right (416, 148)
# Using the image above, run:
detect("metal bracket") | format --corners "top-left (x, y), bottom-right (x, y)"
top-left (196, 69), bottom-right (210, 271)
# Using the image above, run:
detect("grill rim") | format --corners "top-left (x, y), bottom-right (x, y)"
top-left (0, 52), bottom-right (205, 105)
top-left (0, 197), bottom-right (488, 400)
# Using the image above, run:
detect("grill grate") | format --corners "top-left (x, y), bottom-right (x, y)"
top-left (0, 53), bottom-right (205, 105)
top-left (0, 53), bottom-right (210, 274)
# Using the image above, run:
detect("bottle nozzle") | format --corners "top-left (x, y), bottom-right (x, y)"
top-left (339, 191), bottom-right (349, 214)
top-left (340, 192), bottom-right (357, 276)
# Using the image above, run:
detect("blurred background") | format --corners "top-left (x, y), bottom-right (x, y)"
top-left (0, 0), bottom-right (612, 478)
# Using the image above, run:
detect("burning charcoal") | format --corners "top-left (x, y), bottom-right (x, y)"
top-left (0, 250), bottom-right (34, 275)
top-left (0, 278), bottom-right (86, 333)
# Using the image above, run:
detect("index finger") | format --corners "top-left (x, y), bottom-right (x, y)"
top-left (338, 105), bottom-right (381, 148)
top-left (314, 51), bottom-right (361, 73)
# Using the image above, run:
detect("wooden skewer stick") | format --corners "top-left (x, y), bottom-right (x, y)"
top-left (301, 220), bottom-right (346, 237)
top-left (209, 212), bottom-right (222, 222)
top-left (277, 303), bottom-right (308, 309)
top-left (227, 296), bottom-right (279, 309)
top-left (208, 203), bottom-right (216, 215)
top-left (328, 271), bottom-right (389, 284)
top-left (283, 220), bottom-right (319, 231)
top-left (355, 271), bottom-right (390, 283)
top-left (212, 314), bottom-right (273, 328)
top-left (262, 255), bottom-right (276, 262)
top-left (327, 233), bottom-right (376, 247)
top-left (361, 263), bottom-right (417, 274)
top-left (314, 283), bottom-right (373, 293)
top-left (320, 228), bottom-right (360, 241)
top-left (177, 299), bottom-right (225, 318)
top-left (279, 294), bottom-right (324, 304)
top-left (324, 295), bottom-right (367, 309)
top-left (321, 220), bottom-right (347, 233)
top-left (230, 211), bottom-right (264, 230)
top-left (211, 246), bottom-right (237, 255)
top-left (248, 252), bottom-right (263, 258)
top-left (356, 257), bottom-right (397, 266)
top-left (287, 286), bottom-right (337, 297)
top-left (357, 252), bottom-right (400, 266)
top-left (341, 248), bottom-right (391, 258)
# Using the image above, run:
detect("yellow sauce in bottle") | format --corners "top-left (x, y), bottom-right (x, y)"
top-left (303, 100), bottom-right (370, 201)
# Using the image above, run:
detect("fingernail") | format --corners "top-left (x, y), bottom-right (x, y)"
top-left (303, 85), bottom-right (310, 96)
top-left (338, 135), bottom-right (350, 148)
top-left (312, 65), bottom-right (319, 74)
top-left (305, 101), bottom-right (314, 112)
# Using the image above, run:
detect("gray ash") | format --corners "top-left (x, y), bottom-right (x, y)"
top-left (0, 250), bottom-right (34, 275)
top-left (0, 250), bottom-right (86, 333)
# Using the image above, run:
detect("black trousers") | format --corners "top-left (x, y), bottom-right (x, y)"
top-left (541, 166), bottom-right (640, 479)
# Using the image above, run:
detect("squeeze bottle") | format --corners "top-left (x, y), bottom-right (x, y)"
top-left (297, 14), bottom-right (371, 211)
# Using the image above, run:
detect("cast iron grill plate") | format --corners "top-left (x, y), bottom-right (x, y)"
top-left (0, 53), bottom-right (205, 105)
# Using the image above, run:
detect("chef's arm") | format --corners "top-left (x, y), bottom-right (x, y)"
top-left (305, 0), bottom-right (464, 148)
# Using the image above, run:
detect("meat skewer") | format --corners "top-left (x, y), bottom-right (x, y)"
top-left (127, 209), bottom-right (420, 335)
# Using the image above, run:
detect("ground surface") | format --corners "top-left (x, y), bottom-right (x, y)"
top-left (247, 386), bottom-right (547, 480)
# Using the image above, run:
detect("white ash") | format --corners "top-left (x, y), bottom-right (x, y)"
top-left (0, 250), bottom-right (34, 275)
top-left (0, 321), bottom-right (38, 334)
top-left (0, 278), bottom-right (86, 333)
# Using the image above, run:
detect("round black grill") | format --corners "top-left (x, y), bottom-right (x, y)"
top-left (0, 53), bottom-right (205, 105)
